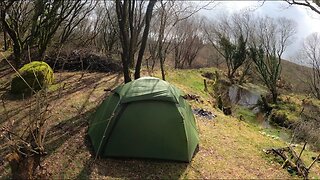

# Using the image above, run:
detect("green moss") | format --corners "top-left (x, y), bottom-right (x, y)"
top-left (234, 106), bottom-right (256, 124)
top-left (271, 101), bottom-right (300, 126)
top-left (269, 110), bottom-right (299, 128)
top-left (48, 82), bottom-right (62, 92)
top-left (11, 61), bottom-right (54, 94)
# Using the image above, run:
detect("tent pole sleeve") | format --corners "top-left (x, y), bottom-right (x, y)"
top-left (94, 100), bottom-right (121, 160)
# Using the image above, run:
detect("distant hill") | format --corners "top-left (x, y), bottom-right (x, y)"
top-left (281, 59), bottom-right (313, 94)
top-left (194, 45), bottom-right (313, 94)
top-left (195, 45), bottom-right (314, 94)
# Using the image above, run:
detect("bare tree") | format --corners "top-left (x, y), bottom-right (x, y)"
top-left (134, 1), bottom-right (157, 79)
top-left (0, 0), bottom-right (93, 66)
top-left (115, 0), bottom-right (157, 83)
top-left (208, 50), bottom-right (224, 68)
top-left (149, 0), bottom-right (176, 80)
top-left (58, 0), bottom-right (97, 44)
top-left (249, 16), bottom-right (297, 103)
top-left (302, 32), bottom-right (320, 99)
top-left (69, 4), bottom-right (106, 49)
top-left (145, 1), bottom-right (214, 80)
top-left (184, 33), bottom-right (204, 68)
top-left (284, 0), bottom-right (320, 14)
top-left (173, 15), bottom-right (204, 69)
top-left (0, 22), bottom-right (8, 51)
top-left (203, 11), bottom-right (254, 84)
top-left (98, 2), bottom-right (120, 56)
top-left (0, 1), bottom-right (28, 66)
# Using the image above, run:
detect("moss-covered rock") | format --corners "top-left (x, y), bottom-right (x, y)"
top-left (11, 61), bottom-right (54, 94)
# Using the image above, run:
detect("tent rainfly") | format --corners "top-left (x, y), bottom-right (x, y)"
top-left (88, 77), bottom-right (199, 162)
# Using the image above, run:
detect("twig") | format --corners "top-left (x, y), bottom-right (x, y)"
top-left (1, 128), bottom-right (25, 142)
top-left (297, 142), bottom-right (307, 164)
top-left (308, 153), bottom-right (320, 171)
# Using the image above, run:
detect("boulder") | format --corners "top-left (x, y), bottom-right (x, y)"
top-left (229, 83), bottom-right (268, 109)
top-left (11, 61), bottom-right (54, 94)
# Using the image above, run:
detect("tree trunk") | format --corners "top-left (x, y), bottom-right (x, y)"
top-left (316, 91), bottom-right (320, 100)
top-left (13, 43), bottom-right (22, 67)
top-left (3, 30), bottom-right (8, 51)
top-left (134, 0), bottom-right (156, 79)
top-left (151, 57), bottom-right (156, 71)
top-left (228, 74), bottom-right (234, 84)
top-left (160, 56), bottom-right (165, 81)
top-left (239, 64), bottom-right (251, 85)
top-left (1, 9), bottom-right (22, 67)
top-left (121, 54), bottom-right (132, 83)
top-left (116, 1), bottom-right (131, 83)
top-left (174, 58), bottom-right (178, 69)
top-left (38, 43), bottom-right (48, 61)
top-left (271, 89), bottom-right (278, 104)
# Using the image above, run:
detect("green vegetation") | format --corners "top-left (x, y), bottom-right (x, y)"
top-left (234, 106), bottom-right (256, 124)
top-left (239, 83), bottom-right (269, 95)
top-left (11, 61), bottom-right (54, 94)
top-left (157, 68), bottom-right (216, 99)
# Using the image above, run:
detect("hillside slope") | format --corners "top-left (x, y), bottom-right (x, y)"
top-left (0, 68), bottom-right (319, 179)
top-left (281, 59), bottom-right (313, 93)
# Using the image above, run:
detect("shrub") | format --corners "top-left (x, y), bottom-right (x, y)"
top-left (11, 61), bottom-right (54, 95)
top-left (293, 117), bottom-right (320, 150)
top-left (269, 111), bottom-right (291, 128)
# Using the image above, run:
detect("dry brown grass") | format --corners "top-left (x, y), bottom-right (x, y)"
top-left (280, 59), bottom-right (313, 94)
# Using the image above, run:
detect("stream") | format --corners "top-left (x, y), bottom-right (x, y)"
top-left (229, 84), bottom-right (292, 142)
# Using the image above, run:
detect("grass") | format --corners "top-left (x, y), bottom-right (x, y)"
top-left (156, 68), bottom-right (213, 99)
top-left (0, 50), bottom-right (11, 61)
top-left (238, 83), bottom-right (269, 95)
top-left (0, 67), bottom-right (319, 179)
top-left (234, 106), bottom-right (257, 124)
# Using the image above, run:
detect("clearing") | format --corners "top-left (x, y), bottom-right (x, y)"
top-left (0, 67), bottom-right (319, 179)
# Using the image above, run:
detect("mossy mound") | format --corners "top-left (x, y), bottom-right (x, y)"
top-left (11, 61), bottom-right (54, 94)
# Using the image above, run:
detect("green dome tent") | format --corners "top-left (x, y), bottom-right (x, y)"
top-left (88, 77), bottom-right (199, 162)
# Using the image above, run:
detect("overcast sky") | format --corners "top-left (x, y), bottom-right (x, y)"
top-left (198, 1), bottom-right (320, 64)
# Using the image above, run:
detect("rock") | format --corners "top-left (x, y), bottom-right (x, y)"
top-left (252, 107), bottom-right (261, 114)
top-left (192, 108), bottom-right (216, 120)
top-left (229, 84), bottom-right (264, 108)
top-left (11, 61), bottom-right (54, 94)
top-left (222, 107), bottom-right (232, 115)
